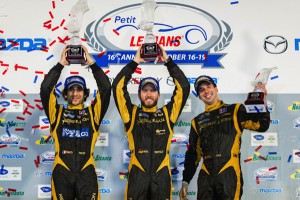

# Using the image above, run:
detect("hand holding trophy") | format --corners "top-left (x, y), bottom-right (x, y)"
top-left (244, 67), bottom-right (277, 113)
top-left (138, 0), bottom-right (160, 62)
top-left (65, 0), bottom-right (89, 64)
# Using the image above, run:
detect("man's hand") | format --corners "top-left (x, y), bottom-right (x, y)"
top-left (82, 45), bottom-right (95, 66)
top-left (59, 46), bottom-right (70, 66)
top-left (133, 46), bottom-right (147, 64)
top-left (158, 44), bottom-right (169, 62)
top-left (179, 181), bottom-right (188, 200)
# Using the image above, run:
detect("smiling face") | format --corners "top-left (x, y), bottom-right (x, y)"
top-left (198, 82), bottom-right (219, 106)
top-left (65, 85), bottom-right (85, 106)
top-left (138, 83), bottom-right (160, 108)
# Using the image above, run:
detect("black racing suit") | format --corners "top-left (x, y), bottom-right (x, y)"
top-left (40, 62), bottom-right (111, 200)
top-left (182, 100), bottom-right (270, 200)
top-left (112, 59), bottom-right (190, 200)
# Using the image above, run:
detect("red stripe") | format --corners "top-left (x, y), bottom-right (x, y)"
top-left (113, 29), bottom-right (120, 35)
top-left (103, 18), bottom-right (111, 22)
top-left (49, 11), bottom-right (54, 19)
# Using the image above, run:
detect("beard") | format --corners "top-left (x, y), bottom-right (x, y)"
top-left (141, 98), bottom-right (158, 108)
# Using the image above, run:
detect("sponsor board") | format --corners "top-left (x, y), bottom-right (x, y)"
top-left (0, 167), bottom-right (22, 181)
top-left (95, 133), bottom-right (109, 146)
top-left (251, 132), bottom-right (278, 146)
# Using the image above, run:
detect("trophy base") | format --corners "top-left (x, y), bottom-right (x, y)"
top-left (66, 45), bottom-right (86, 64)
top-left (244, 92), bottom-right (267, 113)
top-left (140, 43), bottom-right (160, 62)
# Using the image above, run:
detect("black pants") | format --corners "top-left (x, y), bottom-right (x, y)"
top-left (51, 164), bottom-right (99, 200)
top-left (197, 166), bottom-right (243, 200)
top-left (126, 165), bottom-right (171, 200)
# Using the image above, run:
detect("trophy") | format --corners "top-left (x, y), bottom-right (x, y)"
top-left (138, 0), bottom-right (160, 62)
top-left (65, 0), bottom-right (89, 64)
top-left (244, 67), bottom-right (277, 113)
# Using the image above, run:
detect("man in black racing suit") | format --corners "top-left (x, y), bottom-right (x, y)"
top-left (179, 75), bottom-right (270, 200)
top-left (112, 46), bottom-right (190, 200)
top-left (40, 45), bottom-right (111, 200)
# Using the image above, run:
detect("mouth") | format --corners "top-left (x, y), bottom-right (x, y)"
top-left (145, 98), bottom-right (153, 103)
top-left (204, 94), bottom-right (212, 99)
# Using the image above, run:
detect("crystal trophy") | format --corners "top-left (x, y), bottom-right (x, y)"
top-left (138, 0), bottom-right (160, 61)
top-left (65, 0), bottom-right (89, 64)
top-left (244, 67), bottom-right (277, 113)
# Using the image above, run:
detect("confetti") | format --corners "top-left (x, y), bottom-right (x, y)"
top-left (14, 64), bottom-right (28, 71)
top-left (269, 167), bottom-right (277, 171)
top-left (23, 108), bottom-right (32, 116)
top-left (288, 155), bottom-right (292, 162)
top-left (57, 36), bottom-right (70, 44)
top-left (34, 159), bottom-right (39, 168)
top-left (52, 26), bottom-right (59, 31)
top-left (32, 125), bottom-right (40, 129)
top-left (15, 128), bottom-right (24, 131)
top-left (36, 104), bottom-right (44, 110)
top-left (0, 108), bottom-right (6, 114)
top-left (256, 176), bottom-right (260, 184)
top-left (258, 155), bottom-right (267, 161)
top-left (104, 70), bottom-right (110, 74)
top-left (0, 144), bottom-right (7, 148)
top-left (270, 75), bottom-right (278, 80)
top-left (19, 90), bottom-right (26, 96)
top-left (27, 104), bottom-right (35, 109)
top-left (255, 145), bottom-right (262, 152)
top-left (268, 152), bottom-right (277, 155)
top-left (6, 129), bottom-right (11, 137)
top-left (41, 126), bottom-right (49, 130)
top-left (134, 68), bottom-right (142, 74)
top-left (60, 19), bottom-right (65, 27)
top-left (0, 62), bottom-right (9, 67)
top-left (23, 99), bottom-right (29, 105)
top-left (0, 30), bottom-right (4, 34)
top-left (16, 116), bottom-right (25, 120)
top-left (46, 54), bottom-right (54, 61)
top-left (98, 51), bottom-right (106, 57)
top-left (230, 1), bottom-right (239, 4)
top-left (2, 68), bottom-right (8, 75)
top-left (52, 1), bottom-right (55, 9)
top-left (34, 75), bottom-right (38, 83)
top-left (8, 188), bottom-right (16, 192)
top-left (49, 40), bottom-right (56, 46)
top-left (49, 11), bottom-right (54, 19)
top-left (19, 146), bottom-right (28, 150)
top-left (44, 135), bottom-right (52, 143)
top-left (70, 71), bottom-right (79, 75)
top-left (132, 78), bottom-right (140, 84)
top-left (1, 86), bottom-right (9, 91)
top-left (244, 158), bottom-right (252, 162)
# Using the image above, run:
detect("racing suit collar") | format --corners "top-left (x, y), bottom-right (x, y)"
top-left (205, 100), bottom-right (224, 112)
top-left (141, 105), bottom-right (158, 113)
top-left (67, 104), bottom-right (84, 110)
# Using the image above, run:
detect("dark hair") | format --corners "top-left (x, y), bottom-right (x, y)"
top-left (62, 88), bottom-right (90, 102)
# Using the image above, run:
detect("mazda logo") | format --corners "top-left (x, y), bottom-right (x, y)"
top-left (264, 35), bottom-right (288, 54)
